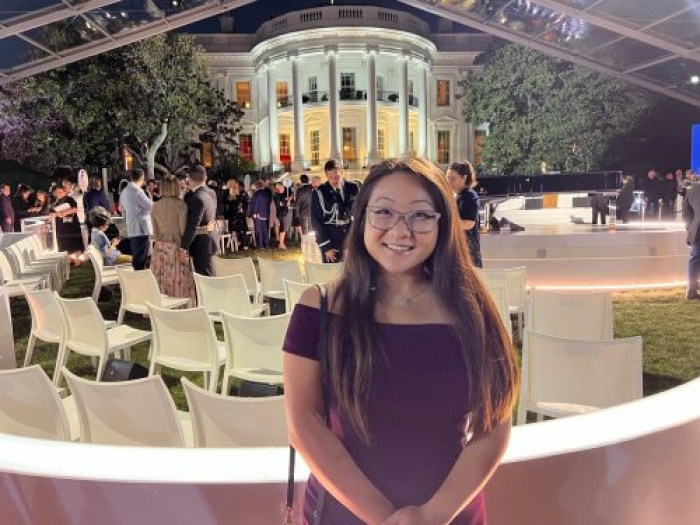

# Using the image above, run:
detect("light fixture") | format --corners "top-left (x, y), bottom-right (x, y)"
top-left (691, 75), bottom-right (700, 85)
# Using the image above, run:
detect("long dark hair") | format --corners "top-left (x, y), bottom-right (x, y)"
top-left (449, 160), bottom-right (476, 188)
top-left (328, 158), bottom-right (518, 443)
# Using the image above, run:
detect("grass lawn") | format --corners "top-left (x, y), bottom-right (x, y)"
top-left (8, 246), bottom-right (700, 408)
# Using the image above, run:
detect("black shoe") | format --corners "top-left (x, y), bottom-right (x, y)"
top-left (686, 292), bottom-right (700, 300)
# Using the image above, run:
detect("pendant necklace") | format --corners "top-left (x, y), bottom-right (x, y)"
top-left (394, 281), bottom-right (431, 307)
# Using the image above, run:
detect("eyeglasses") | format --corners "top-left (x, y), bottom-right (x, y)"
top-left (366, 206), bottom-right (441, 234)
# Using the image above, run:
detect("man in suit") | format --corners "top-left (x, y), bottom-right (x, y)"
top-left (0, 184), bottom-right (14, 233)
top-left (683, 176), bottom-right (700, 300)
top-left (118, 169), bottom-right (152, 270)
top-left (311, 159), bottom-right (359, 263)
top-left (181, 165), bottom-right (219, 276)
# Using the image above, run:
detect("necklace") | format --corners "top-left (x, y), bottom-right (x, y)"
top-left (393, 281), bottom-right (431, 307)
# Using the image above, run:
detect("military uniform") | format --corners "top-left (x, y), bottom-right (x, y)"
top-left (311, 180), bottom-right (358, 262)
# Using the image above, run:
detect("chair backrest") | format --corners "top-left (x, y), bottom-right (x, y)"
top-left (526, 289), bottom-right (613, 340)
top-left (181, 377), bottom-right (288, 447)
top-left (213, 257), bottom-right (259, 297)
top-left (284, 279), bottom-right (313, 313)
top-left (24, 287), bottom-right (66, 342)
top-left (304, 261), bottom-right (344, 284)
top-left (520, 329), bottom-right (643, 414)
top-left (85, 245), bottom-right (104, 271)
top-left (221, 312), bottom-right (291, 375)
top-left (0, 365), bottom-right (71, 441)
top-left (258, 258), bottom-right (304, 297)
top-left (194, 273), bottom-right (253, 317)
top-left (476, 267), bottom-right (527, 311)
top-left (0, 252), bottom-right (16, 281)
top-left (148, 304), bottom-right (220, 368)
top-left (216, 219), bottom-right (229, 234)
top-left (484, 284), bottom-right (512, 341)
top-left (116, 267), bottom-right (163, 307)
top-left (63, 369), bottom-right (184, 447)
top-left (56, 295), bottom-right (107, 356)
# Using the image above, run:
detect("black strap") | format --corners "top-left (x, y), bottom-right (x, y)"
top-left (286, 284), bottom-right (330, 524)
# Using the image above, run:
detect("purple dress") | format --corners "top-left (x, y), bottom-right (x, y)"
top-left (283, 304), bottom-right (487, 525)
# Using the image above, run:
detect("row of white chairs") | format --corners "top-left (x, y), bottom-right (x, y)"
top-left (0, 365), bottom-right (287, 448)
top-left (0, 234), bottom-right (66, 295)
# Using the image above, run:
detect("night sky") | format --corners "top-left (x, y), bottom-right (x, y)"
top-left (181, 0), bottom-right (447, 34)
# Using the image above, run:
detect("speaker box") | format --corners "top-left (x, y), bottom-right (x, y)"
top-left (102, 359), bottom-right (149, 382)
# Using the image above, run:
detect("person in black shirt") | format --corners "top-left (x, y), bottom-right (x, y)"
top-left (311, 159), bottom-right (359, 263)
top-left (446, 160), bottom-right (482, 268)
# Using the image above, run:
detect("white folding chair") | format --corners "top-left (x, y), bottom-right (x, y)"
top-left (181, 377), bottom-right (288, 448)
top-left (63, 368), bottom-right (188, 447)
top-left (526, 289), bottom-right (613, 340)
top-left (194, 273), bottom-right (268, 322)
top-left (517, 329), bottom-right (643, 425)
top-left (7, 242), bottom-right (62, 290)
top-left (258, 258), bottom-right (304, 301)
top-left (147, 304), bottom-right (225, 392)
top-left (304, 260), bottom-right (344, 284)
top-left (0, 255), bottom-right (45, 298)
top-left (213, 256), bottom-right (262, 304)
top-left (283, 279), bottom-right (313, 313)
top-left (55, 295), bottom-right (151, 385)
top-left (476, 267), bottom-right (526, 334)
top-left (217, 220), bottom-right (235, 253)
top-left (22, 235), bottom-right (69, 281)
top-left (484, 284), bottom-right (513, 342)
top-left (22, 288), bottom-right (67, 378)
top-left (115, 267), bottom-right (190, 325)
top-left (220, 312), bottom-right (291, 394)
top-left (0, 248), bottom-right (54, 291)
top-left (85, 245), bottom-right (122, 302)
top-left (0, 365), bottom-right (79, 441)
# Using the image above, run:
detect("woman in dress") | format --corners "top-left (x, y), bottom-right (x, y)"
top-left (12, 184), bottom-right (41, 231)
top-left (222, 179), bottom-right (249, 249)
top-left (283, 158), bottom-right (519, 525)
top-left (446, 161), bottom-right (483, 268)
top-left (50, 185), bottom-right (85, 266)
top-left (150, 175), bottom-right (195, 305)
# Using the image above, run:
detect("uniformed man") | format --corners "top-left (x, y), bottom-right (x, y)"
top-left (311, 159), bottom-right (359, 263)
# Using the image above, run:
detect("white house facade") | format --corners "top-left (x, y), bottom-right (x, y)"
top-left (195, 5), bottom-right (490, 175)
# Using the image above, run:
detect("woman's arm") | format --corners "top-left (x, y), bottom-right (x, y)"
top-left (382, 421), bottom-right (511, 525)
top-left (284, 354), bottom-right (396, 524)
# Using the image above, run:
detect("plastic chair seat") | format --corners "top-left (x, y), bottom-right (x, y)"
top-left (66, 325), bottom-right (150, 357)
top-left (156, 342), bottom-right (226, 372)
top-left (229, 368), bottom-right (284, 385)
top-left (124, 295), bottom-right (190, 315)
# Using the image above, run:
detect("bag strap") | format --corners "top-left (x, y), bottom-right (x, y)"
top-left (285, 284), bottom-right (330, 524)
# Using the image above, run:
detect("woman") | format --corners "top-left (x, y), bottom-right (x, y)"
top-left (12, 184), bottom-right (41, 231)
top-left (222, 179), bottom-right (249, 249)
top-left (50, 185), bottom-right (85, 265)
top-left (90, 213), bottom-right (132, 266)
top-left (283, 158), bottom-right (519, 524)
top-left (33, 191), bottom-right (51, 216)
top-left (150, 175), bottom-right (195, 305)
top-left (446, 160), bottom-right (483, 268)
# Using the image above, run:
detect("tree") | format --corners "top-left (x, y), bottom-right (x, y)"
top-left (461, 44), bottom-right (651, 174)
top-left (1, 31), bottom-right (245, 178)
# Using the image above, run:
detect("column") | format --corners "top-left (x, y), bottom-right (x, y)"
top-left (291, 54), bottom-right (307, 172)
top-left (398, 51), bottom-right (409, 157)
top-left (366, 46), bottom-right (380, 166)
top-left (267, 63), bottom-right (280, 169)
top-left (326, 46), bottom-right (341, 161)
top-left (418, 62), bottom-right (429, 158)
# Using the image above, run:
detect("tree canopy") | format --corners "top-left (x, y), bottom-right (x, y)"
top-left (461, 44), bottom-right (651, 174)
top-left (0, 32), bottom-right (244, 178)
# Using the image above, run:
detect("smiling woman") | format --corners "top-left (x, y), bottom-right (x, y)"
top-left (283, 158), bottom-right (519, 525)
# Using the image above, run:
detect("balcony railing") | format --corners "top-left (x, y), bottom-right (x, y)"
top-left (339, 89), bottom-right (366, 101)
top-left (277, 91), bottom-right (420, 107)
top-left (276, 96), bottom-right (293, 108)
top-left (302, 90), bottom-right (329, 103)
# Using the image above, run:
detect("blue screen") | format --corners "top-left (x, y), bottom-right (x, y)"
top-left (692, 125), bottom-right (700, 173)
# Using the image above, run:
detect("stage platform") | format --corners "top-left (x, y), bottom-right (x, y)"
top-left (482, 219), bottom-right (687, 290)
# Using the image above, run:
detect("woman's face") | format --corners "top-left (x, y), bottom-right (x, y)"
top-left (363, 172), bottom-right (439, 277)
top-left (445, 168), bottom-right (466, 193)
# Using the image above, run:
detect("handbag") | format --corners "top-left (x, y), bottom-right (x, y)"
top-left (285, 284), bottom-right (330, 525)
top-left (101, 358), bottom-right (149, 382)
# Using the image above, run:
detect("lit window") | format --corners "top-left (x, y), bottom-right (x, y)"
top-left (310, 130), bottom-right (320, 166)
top-left (280, 134), bottom-right (291, 157)
top-left (277, 81), bottom-right (289, 107)
top-left (377, 129), bottom-right (385, 159)
top-left (239, 134), bottom-right (253, 163)
top-left (236, 81), bottom-right (251, 109)
top-left (437, 80), bottom-right (450, 107)
top-left (437, 130), bottom-right (450, 164)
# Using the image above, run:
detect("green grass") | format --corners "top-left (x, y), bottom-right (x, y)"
top-left (9, 245), bottom-right (699, 409)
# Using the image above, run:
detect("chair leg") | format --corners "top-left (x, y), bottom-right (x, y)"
top-left (124, 347), bottom-right (131, 361)
top-left (202, 371), bottom-right (209, 391)
top-left (24, 333), bottom-right (36, 367)
top-left (221, 373), bottom-right (230, 396)
top-left (53, 347), bottom-right (69, 387)
top-left (95, 356), bottom-right (108, 381)
top-left (117, 307), bottom-right (125, 325)
top-left (148, 359), bottom-right (157, 377)
top-left (209, 366), bottom-right (220, 393)
top-left (516, 405), bottom-right (527, 425)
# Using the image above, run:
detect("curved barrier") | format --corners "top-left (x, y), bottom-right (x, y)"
top-left (0, 377), bottom-right (699, 524)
